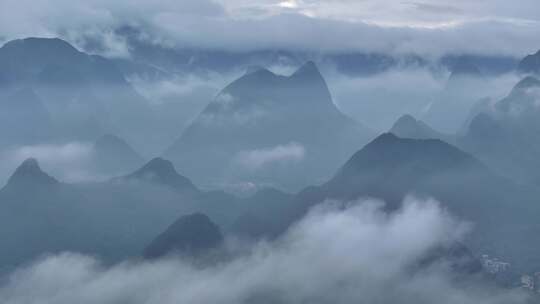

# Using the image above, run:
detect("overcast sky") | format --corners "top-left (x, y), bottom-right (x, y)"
top-left (0, 0), bottom-right (539, 57)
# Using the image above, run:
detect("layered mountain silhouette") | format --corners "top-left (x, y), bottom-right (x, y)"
top-left (120, 157), bottom-right (197, 192)
top-left (2, 135), bottom-right (540, 276)
top-left (143, 213), bottom-right (223, 259)
top-left (232, 133), bottom-right (540, 274)
top-left (0, 159), bottom-right (93, 268)
top-left (165, 61), bottom-right (373, 191)
top-left (459, 76), bottom-right (540, 185)
top-left (0, 157), bottom-right (243, 268)
top-left (5, 158), bottom-right (58, 189)
top-left (0, 37), bottom-right (151, 148)
top-left (389, 114), bottom-right (455, 144)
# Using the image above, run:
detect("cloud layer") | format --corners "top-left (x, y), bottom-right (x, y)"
top-left (0, 197), bottom-right (529, 304)
top-left (0, 0), bottom-right (539, 57)
top-left (236, 142), bottom-right (306, 169)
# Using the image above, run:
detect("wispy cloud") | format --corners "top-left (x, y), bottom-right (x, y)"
top-left (236, 142), bottom-right (306, 170)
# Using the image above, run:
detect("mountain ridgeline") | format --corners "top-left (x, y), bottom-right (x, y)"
top-left (0, 157), bottom-right (239, 267)
top-left (233, 133), bottom-right (540, 274)
top-left (459, 75), bottom-right (540, 186)
top-left (0, 37), bottom-right (152, 150)
top-left (143, 213), bottom-right (223, 259)
top-left (165, 62), bottom-right (373, 191)
top-left (2, 34), bottom-right (540, 290)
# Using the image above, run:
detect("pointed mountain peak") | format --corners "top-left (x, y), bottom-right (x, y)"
top-left (392, 114), bottom-right (418, 128)
top-left (363, 132), bottom-right (457, 153)
top-left (291, 61), bottom-right (321, 78)
top-left (6, 158), bottom-right (58, 187)
top-left (369, 132), bottom-right (401, 145)
top-left (334, 132), bottom-right (480, 185)
top-left (389, 115), bottom-right (448, 141)
top-left (123, 158), bottom-right (197, 191)
top-left (232, 66), bottom-right (277, 86)
top-left (136, 157), bottom-right (176, 175)
top-left (143, 212), bottom-right (223, 259)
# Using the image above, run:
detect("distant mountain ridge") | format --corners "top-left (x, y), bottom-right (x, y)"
top-left (120, 157), bottom-right (197, 192)
top-left (0, 157), bottom-right (242, 267)
top-left (389, 114), bottom-right (455, 144)
top-left (0, 37), bottom-right (152, 149)
top-left (165, 61), bottom-right (373, 191)
top-left (459, 75), bottom-right (540, 185)
top-left (233, 133), bottom-right (540, 275)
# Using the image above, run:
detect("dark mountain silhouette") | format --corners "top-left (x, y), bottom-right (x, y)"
top-left (232, 133), bottom-right (540, 274)
top-left (165, 61), bottom-right (373, 191)
top-left (389, 114), bottom-right (455, 144)
top-left (233, 133), bottom-right (493, 237)
top-left (0, 159), bottom-right (94, 268)
top-left (5, 158), bottom-right (58, 188)
top-left (0, 157), bottom-right (242, 268)
top-left (93, 134), bottom-right (144, 175)
top-left (120, 157), bottom-right (197, 192)
top-left (518, 49), bottom-right (540, 75)
top-left (1, 135), bottom-right (539, 277)
top-left (143, 213), bottom-right (223, 259)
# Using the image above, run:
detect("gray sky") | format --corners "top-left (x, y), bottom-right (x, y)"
top-left (1, 0), bottom-right (539, 56)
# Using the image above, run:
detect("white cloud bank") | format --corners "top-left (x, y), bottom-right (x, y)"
top-left (0, 0), bottom-right (539, 57)
top-left (236, 142), bottom-right (306, 169)
top-left (0, 197), bottom-right (529, 304)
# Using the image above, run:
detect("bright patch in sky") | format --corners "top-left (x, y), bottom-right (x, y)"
top-left (277, 0), bottom-right (299, 9)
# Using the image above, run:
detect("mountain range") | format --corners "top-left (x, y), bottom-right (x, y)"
top-left (232, 133), bottom-right (540, 275)
top-left (0, 37), bottom-right (153, 150)
top-left (165, 62), bottom-right (373, 191)
top-left (0, 156), bottom-right (240, 268)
